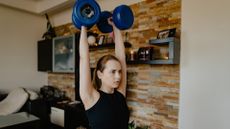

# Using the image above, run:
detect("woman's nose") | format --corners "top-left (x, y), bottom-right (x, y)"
top-left (115, 72), bottom-right (121, 79)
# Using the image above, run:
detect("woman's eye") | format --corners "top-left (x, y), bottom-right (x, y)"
top-left (112, 70), bottom-right (116, 74)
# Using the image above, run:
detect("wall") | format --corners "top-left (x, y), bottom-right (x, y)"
top-left (49, 0), bottom-right (181, 128)
top-left (0, 5), bottom-right (47, 92)
top-left (180, 0), bottom-right (230, 129)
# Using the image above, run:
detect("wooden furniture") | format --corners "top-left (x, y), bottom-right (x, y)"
top-left (89, 42), bottom-right (132, 50)
top-left (52, 35), bottom-right (77, 73)
top-left (127, 37), bottom-right (180, 64)
top-left (21, 99), bottom-right (51, 129)
top-left (0, 112), bottom-right (40, 129)
top-left (37, 34), bottom-right (80, 73)
top-left (37, 39), bottom-right (53, 72)
top-left (50, 102), bottom-right (89, 129)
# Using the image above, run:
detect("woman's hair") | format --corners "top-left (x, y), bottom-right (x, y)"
top-left (92, 54), bottom-right (120, 90)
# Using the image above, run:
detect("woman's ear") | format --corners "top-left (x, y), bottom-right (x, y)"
top-left (97, 70), bottom-right (103, 79)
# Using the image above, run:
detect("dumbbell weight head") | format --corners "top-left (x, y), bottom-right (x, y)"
top-left (113, 5), bottom-right (134, 30)
top-left (96, 11), bottom-right (113, 33)
top-left (72, 13), bottom-right (94, 30)
top-left (72, 13), bottom-right (81, 29)
top-left (72, 0), bottom-right (101, 29)
top-left (96, 5), bottom-right (134, 33)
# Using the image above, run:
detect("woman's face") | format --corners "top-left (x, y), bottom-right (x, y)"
top-left (98, 60), bottom-right (122, 89)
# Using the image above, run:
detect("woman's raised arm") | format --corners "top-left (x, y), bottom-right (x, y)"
top-left (79, 26), bottom-right (99, 109)
top-left (109, 20), bottom-right (127, 97)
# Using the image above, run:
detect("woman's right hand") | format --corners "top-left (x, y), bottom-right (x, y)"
top-left (107, 17), bottom-right (114, 26)
top-left (81, 26), bottom-right (87, 32)
top-left (107, 17), bottom-right (119, 30)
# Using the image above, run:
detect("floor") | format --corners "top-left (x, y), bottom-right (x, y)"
top-left (44, 124), bottom-right (87, 129)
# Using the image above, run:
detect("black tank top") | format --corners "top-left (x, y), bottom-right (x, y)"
top-left (86, 90), bottom-right (129, 129)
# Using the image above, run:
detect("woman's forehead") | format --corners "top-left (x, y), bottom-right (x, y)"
top-left (104, 60), bottom-right (121, 69)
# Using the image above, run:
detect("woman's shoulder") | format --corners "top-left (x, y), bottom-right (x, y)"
top-left (86, 90), bottom-right (114, 112)
top-left (114, 90), bottom-right (126, 99)
top-left (85, 91), bottom-right (102, 111)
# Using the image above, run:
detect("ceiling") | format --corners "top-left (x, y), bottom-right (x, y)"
top-left (0, 0), bottom-right (76, 15)
top-left (0, 0), bottom-right (144, 16)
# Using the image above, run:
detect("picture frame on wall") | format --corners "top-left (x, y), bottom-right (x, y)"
top-left (53, 34), bottom-right (75, 73)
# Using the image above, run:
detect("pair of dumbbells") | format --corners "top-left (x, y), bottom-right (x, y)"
top-left (72, 0), bottom-right (134, 33)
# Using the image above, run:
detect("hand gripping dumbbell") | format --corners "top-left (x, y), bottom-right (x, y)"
top-left (96, 5), bottom-right (134, 33)
top-left (72, 0), bottom-right (134, 32)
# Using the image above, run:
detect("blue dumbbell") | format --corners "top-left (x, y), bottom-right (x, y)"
top-left (96, 11), bottom-right (113, 33)
top-left (97, 5), bottom-right (134, 33)
top-left (72, 0), bottom-right (134, 32)
top-left (72, 0), bottom-right (101, 29)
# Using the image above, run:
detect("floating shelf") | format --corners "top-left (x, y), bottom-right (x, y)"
top-left (127, 37), bottom-right (180, 65)
top-left (149, 37), bottom-right (178, 45)
top-left (127, 59), bottom-right (178, 65)
top-left (123, 27), bottom-right (157, 33)
top-left (89, 42), bottom-right (132, 51)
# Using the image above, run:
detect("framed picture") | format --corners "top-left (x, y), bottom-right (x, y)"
top-left (53, 34), bottom-right (75, 73)
top-left (157, 28), bottom-right (176, 39)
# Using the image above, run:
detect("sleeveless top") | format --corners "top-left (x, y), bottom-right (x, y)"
top-left (86, 90), bottom-right (129, 129)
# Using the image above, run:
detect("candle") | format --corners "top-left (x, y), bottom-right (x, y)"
top-left (130, 50), bottom-right (135, 60)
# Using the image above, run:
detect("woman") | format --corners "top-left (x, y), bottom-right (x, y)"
top-left (79, 19), bottom-right (129, 129)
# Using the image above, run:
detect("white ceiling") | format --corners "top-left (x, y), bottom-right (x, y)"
top-left (0, 0), bottom-right (144, 15)
top-left (0, 0), bottom-right (76, 15)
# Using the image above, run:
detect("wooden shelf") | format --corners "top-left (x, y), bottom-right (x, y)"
top-left (127, 59), bottom-right (179, 65)
top-left (127, 37), bottom-right (180, 65)
top-left (123, 27), bottom-right (156, 33)
top-left (149, 37), bottom-right (179, 45)
top-left (89, 42), bottom-right (132, 51)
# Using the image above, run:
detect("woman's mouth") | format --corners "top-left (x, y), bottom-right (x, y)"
top-left (114, 81), bottom-right (120, 85)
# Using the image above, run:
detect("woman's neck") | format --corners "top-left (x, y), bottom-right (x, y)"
top-left (100, 86), bottom-right (114, 94)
